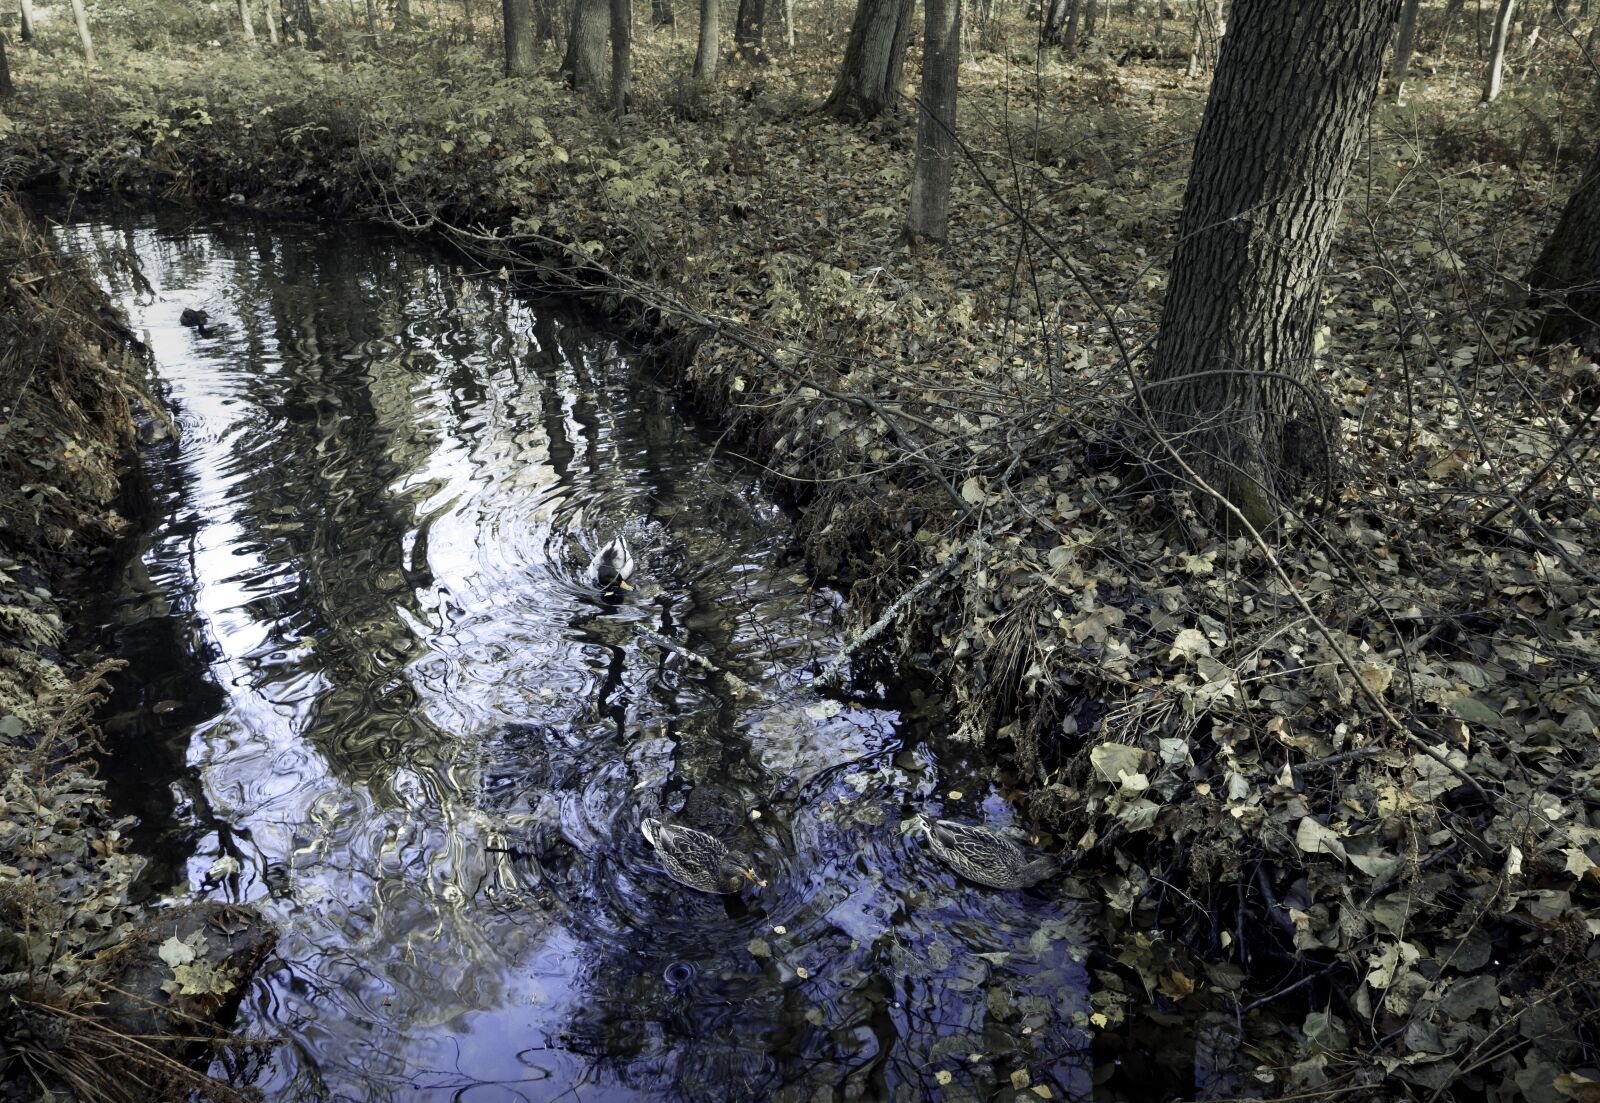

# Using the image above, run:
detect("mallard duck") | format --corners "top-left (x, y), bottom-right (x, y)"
top-left (640, 818), bottom-right (763, 894)
top-left (587, 535), bottom-right (635, 591)
top-left (917, 817), bottom-right (1060, 890)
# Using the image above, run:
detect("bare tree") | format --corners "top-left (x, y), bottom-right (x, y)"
top-left (694, 0), bottom-right (720, 78)
top-left (1391, 0), bottom-right (1420, 91)
top-left (610, 0), bottom-right (631, 112)
top-left (1482, 0), bottom-right (1516, 102)
top-left (906, 0), bottom-right (961, 243)
top-left (561, 0), bottom-right (608, 91)
top-left (505, 0), bottom-right (538, 72)
top-left (1528, 146), bottom-right (1600, 350)
top-left (18, 0), bottom-right (35, 42)
top-left (821, 0), bottom-right (915, 119)
top-left (67, 0), bottom-right (96, 64)
top-left (1144, 0), bottom-right (1397, 527)
top-left (238, 0), bottom-right (259, 44)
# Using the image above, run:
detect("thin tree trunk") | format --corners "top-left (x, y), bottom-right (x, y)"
top-left (263, 0), bottom-right (281, 43)
top-left (1145, 0), bottom-right (1397, 527)
top-left (534, 0), bottom-right (556, 43)
top-left (610, 0), bottom-right (631, 111)
top-left (1528, 147), bottom-right (1600, 350)
top-left (782, 0), bottom-right (794, 50)
top-left (1082, 0), bottom-right (1096, 37)
top-left (1482, 0), bottom-right (1516, 101)
top-left (906, 0), bottom-right (961, 243)
top-left (821, 0), bottom-right (915, 118)
top-left (464, 0), bottom-right (477, 41)
top-left (562, 0), bottom-right (608, 90)
top-left (1391, 0), bottom-right (1420, 90)
top-left (1062, 0), bottom-right (1082, 50)
top-left (284, 0), bottom-right (317, 44)
top-left (365, 0), bottom-right (381, 37)
top-left (1044, 0), bottom-right (1071, 44)
top-left (651, 0), bottom-right (674, 24)
top-left (0, 31), bottom-right (13, 96)
top-left (237, 0), bottom-right (260, 42)
top-left (18, 0), bottom-right (35, 42)
top-left (506, 0), bottom-right (537, 71)
top-left (694, 0), bottom-right (720, 78)
top-left (396, 0), bottom-right (413, 21)
top-left (67, 0), bottom-right (96, 64)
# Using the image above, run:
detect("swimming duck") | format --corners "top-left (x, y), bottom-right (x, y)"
top-left (917, 817), bottom-right (1060, 890)
top-left (640, 818), bottom-right (763, 894)
top-left (587, 535), bottom-right (635, 591)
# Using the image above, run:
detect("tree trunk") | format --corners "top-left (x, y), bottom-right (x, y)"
top-left (1482, 0), bottom-right (1516, 102)
top-left (1144, 0), bottom-right (1397, 528)
top-left (610, 0), bottom-right (631, 112)
top-left (396, 0), bottom-right (413, 21)
top-left (1527, 147), bottom-right (1600, 351)
top-left (734, 0), bottom-right (766, 61)
top-left (694, 0), bottom-right (720, 77)
top-left (238, 0), bottom-right (260, 43)
top-left (263, 0), bottom-right (281, 44)
top-left (562, 0), bottom-right (608, 91)
top-left (464, 0), bottom-right (477, 41)
top-left (534, 0), bottom-right (557, 43)
top-left (652, 0), bottom-right (674, 24)
top-left (1391, 0), bottom-right (1420, 90)
top-left (67, 0), bottom-right (96, 64)
top-left (782, 0), bottom-right (794, 50)
top-left (1082, 0), bottom-right (1096, 37)
top-left (1043, 0), bottom-right (1071, 44)
top-left (906, 0), bottom-right (961, 243)
top-left (284, 0), bottom-right (318, 44)
top-left (505, 0), bottom-right (537, 72)
top-left (1062, 0), bottom-right (1082, 49)
top-left (18, 0), bottom-right (35, 42)
top-left (0, 31), bottom-right (12, 96)
top-left (821, 0), bottom-right (915, 119)
top-left (365, 0), bottom-right (381, 37)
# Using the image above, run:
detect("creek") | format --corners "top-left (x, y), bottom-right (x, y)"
top-left (53, 207), bottom-right (1093, 1103)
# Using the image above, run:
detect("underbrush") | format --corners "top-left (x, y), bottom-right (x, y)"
top-left (3, 25), bottom-right (1599, 1100)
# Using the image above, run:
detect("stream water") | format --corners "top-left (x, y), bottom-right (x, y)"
top-left (53, 207), bottom-right (1093, 1103)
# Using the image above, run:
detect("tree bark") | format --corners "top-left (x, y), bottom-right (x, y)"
top-left (734, 0), bottom-right (766, 61)
top-left (283, 0), bottom-right (318, 44)
top-left (610, 0), bottom-right (631, 112)
top-left (782, 0), bottom-right (794, 50)
top-left (0, 30), bottom-right (12, 96)
top-left (561, 0), bottom-right (608, 91)
top-left (821, 0), bottom-right (915, 119)
top-left (396, 0), bottom-right (413, 21)
top-left (365, 0), bottom-right (381, 38)
top-left (906, 0), bottom-right (961, 243)
top-left (505, 0), bottom-right (537, 72)
top-left (694, 0), bottom-right (720, 77)
top-left (651, 0), bottom-right (674, 24)
top-left (263, 0), bottom-right (281, 44)
top-left (1528, 147), bottom-right (1600, 351)
top-left (67, 0), bottom-right (96, 64)
top-left (1144, 0), bottom-right (1397, 527)
top-left (18, 0), bottom-right (35, 42)
top-left (1390, 0), bottom-right (1420, 89)
top-left (1482, 0), bottom-right (1516, 102)
top-left (1043, 0), bottom-right (1072, 45)
top-left (237, 0), bottom-right (259, 43)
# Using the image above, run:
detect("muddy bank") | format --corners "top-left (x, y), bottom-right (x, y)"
top-left (0, 192), bottom-right (270, 1102)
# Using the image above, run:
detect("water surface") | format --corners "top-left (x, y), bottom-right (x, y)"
top-left (56, 208), bottom-right (1093, 1103)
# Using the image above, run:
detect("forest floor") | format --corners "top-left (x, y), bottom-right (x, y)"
top-left (3, 7), bottom-right (1600, 1099)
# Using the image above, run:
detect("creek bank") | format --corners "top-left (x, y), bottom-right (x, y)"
top-left (0, 192), bottom-right (271, 1102)
top-left (6, 43), bottom-right (1600, 1100)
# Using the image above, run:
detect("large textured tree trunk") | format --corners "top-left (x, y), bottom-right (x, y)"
top-left (505, 0), bottom-right (537, 72)
top-left (1042, 0), bottom-right (1071, 44)
top-left (18, 0), bottom-right (35, 41)
top-left (237, 0), bottom-right (259, 43)
top-left (284, 0), bottom-right (317, 44)
top-left (561, 0), bottom-right (608, 91)
top-left (694, 0), bottom-right (720, 77)
top-left (1144, 0), bottom-right (1396, 528)
top-left (1482, 0), bottom-right (1516, 102)
top-left (821, 0), bottom-right (915, 119)
top-left (734, 0), bottom-right (766, 61)
top-left (1390, 0), bottom-right (1420, 89)
top-left (1528, 148), bottom-right (1600, 351)
top-left (906, 0), bottom-right (960, 243)
top-left (610, 0), bottom-right (631, 112)
top-left (67, 0), bottom-right (96, 64)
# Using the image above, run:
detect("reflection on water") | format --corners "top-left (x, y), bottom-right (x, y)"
top-left (56, 209), bottom-right (1093, 1102)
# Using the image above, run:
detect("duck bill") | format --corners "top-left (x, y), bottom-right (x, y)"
top-left (744, 869), bottom-right (766, 888)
